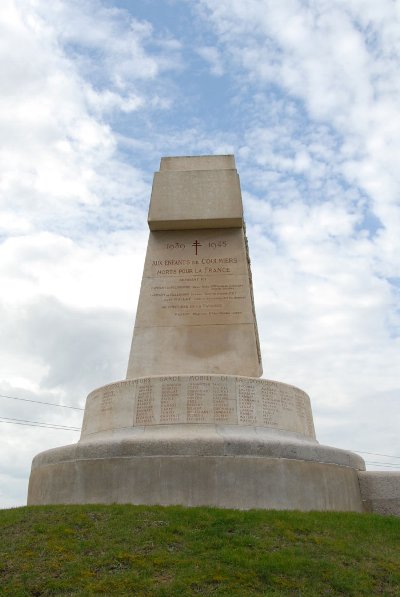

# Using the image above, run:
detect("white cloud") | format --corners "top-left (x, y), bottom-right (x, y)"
top-left (196, 45), bottom-right (224, 75)
top-left (0, 0), bottom-right (182, 241)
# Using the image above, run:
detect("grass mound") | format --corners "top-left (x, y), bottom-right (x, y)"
top-left (1, 504), bottom-right (399, 596)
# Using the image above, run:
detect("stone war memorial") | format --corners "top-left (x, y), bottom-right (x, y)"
top-left (28, 155), bottom-right (400, 514)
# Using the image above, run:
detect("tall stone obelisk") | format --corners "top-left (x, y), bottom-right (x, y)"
top-left (29, 155), bottom-right (398, 513)
top-left (127, 155), bottom-right (261, 379)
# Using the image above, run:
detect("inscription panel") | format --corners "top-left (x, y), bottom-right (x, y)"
top-left (137, 276), bottom-right (252, 326)
top-left (81, 376), bottom-right (315, 439)
top-left (143, 228), bottom-right (247, 278)
top-left (135, 228), bottom-right (253, 327)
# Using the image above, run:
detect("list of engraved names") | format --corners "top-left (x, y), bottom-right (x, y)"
top-left (125, 376), bottom-right (315, 438)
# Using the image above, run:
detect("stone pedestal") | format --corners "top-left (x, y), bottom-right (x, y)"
top-left (27, 155), bottom-right (400, 514)
top-left (28, 375), bottom-right (364, 511)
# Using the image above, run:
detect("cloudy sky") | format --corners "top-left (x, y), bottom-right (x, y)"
top-left (1, 0), bottom-right (400, 508)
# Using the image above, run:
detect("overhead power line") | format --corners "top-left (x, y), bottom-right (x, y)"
top-left (0, 416), bottom-right (80, 431)
top-left (353, 450), bottom-right (400, 460)
top-left (364, 461), bottom-right (400, 468)
top-left (0, 393), bottom-right (84, 411)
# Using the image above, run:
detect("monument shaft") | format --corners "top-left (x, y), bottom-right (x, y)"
top-left (127, 156), bottom-right (261, 378)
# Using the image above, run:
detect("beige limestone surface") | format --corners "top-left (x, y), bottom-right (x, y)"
top-left (127, 227), bottom-right (262, 378)
top-left (128, 155), bottom-right (260, 377)
top-left (28, 452), bottom-right (364, 511)
top-left (148, 169), bottom-right (243, 230)
top-left (160, 155), bottom-right (236, 171)
top-left (29, 376), bottom-right (365, 509)
top-left (358, 471), bottom-right (400, 516)
top-left (80, 375), bottom-right (316, 440)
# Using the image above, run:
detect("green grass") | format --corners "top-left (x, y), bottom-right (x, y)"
top-left (0, 505), bottom-right (399, 596)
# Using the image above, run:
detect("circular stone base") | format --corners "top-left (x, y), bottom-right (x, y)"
top-left (27, 376), bottom-right (366, 511)
top-left (28, 429), bottom-right (365, 511)
top-left (28, 450), bottom-right (363, 511)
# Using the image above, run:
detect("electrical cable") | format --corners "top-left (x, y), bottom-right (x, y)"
top-left (0, 416), bottom-right (80, 431)
top-left (353, 450), bottom-right (400, 460)
top-left (364, 461), bottom-right (400, 468)
top-left (0, 393), bottom-right (84, 410)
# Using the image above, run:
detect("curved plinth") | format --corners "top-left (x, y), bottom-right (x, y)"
top-left (28, 376), bottom-right (366, 511)
top-left (80, 375), bottom-right (316, 441)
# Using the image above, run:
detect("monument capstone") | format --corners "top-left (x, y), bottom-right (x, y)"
top-left (28, 155), bottom-right (400, 514)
